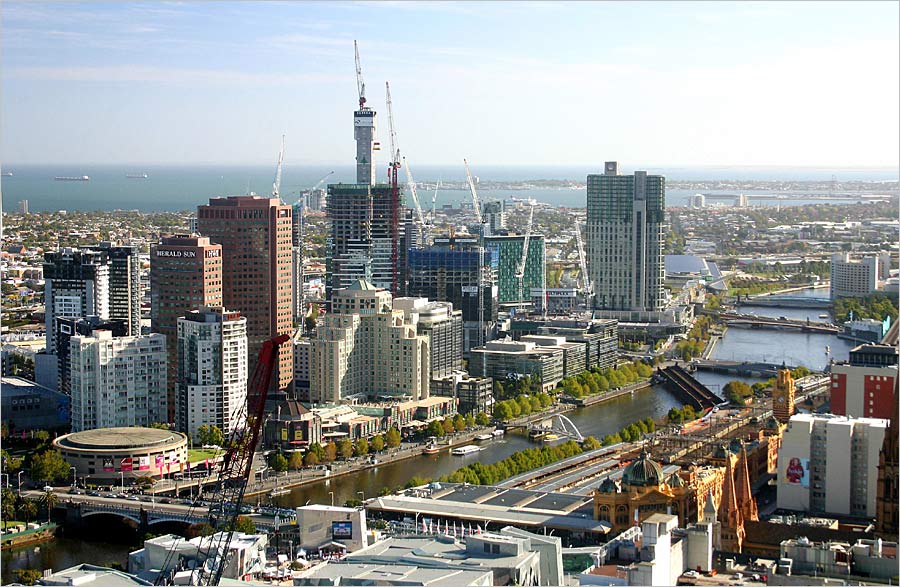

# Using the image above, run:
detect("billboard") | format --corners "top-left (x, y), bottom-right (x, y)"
top-left (332, 521), bottom-right (353, 539)
top-left (120, 457), bottom-right (133, 472)
top-left (139, 456), bottom-right (150, 471)
top-left (785, 457), bottom-right (809, 488)
top-left (103, 458), bottom-right (114, 472)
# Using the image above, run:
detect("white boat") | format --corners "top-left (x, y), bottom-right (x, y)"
top-left (818, 314), bottom-right (829, 319)
top-left (55, 175), bottom-right (90, 181)
top-left (126, 173), bottom-right (149, 179)
top-left (451, 445), bottom-right (482, 456)
top-left (268, 488), bottom-right (290, 497)
top-left (474, 433), bottom-right (493, 441)
top-left (492, 429), bottom-right (505, 437)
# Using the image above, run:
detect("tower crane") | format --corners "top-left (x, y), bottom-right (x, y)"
top-left (515, 205), bottom-right (535, 313)
top-left (431, 179), bottom-right (440, 223)
top-left (574, 220), bottom-right (594, 309)
top-left (272, 134), bottom-right (285, 201)
top-left (156, 334), bottom-right (290, 586)
top-left (403, 157), bottom-right (426, 227)
top-left (354, 40), bottom-right (366, 110)
top-left (464, 158), bottom-right (488, 349)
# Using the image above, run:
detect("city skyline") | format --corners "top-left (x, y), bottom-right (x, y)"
top-left (3, 1), bottom-right (898, 167)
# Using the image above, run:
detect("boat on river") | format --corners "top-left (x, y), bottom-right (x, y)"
top-left (542, 434), bottom-right (560, 442)
top-left (451, 445), bottom-right (482, 456)
top-left (492, 429), bottom-right (505, 437)
top-left (268, 488), bottom-right (291, 497)
top-left (474, 433), bottom-right (493, 441)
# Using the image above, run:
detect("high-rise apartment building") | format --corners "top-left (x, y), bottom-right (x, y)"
top-left (407, 237), bottom-right (498, 352)
top-left (484, 234), bottom-right (545, 305)
top-left (69, 330), bottom-right (167, 432)
top-left (43, 249), bottom-right (110, 354)
top-left (326, 184), bottom-right (403, 297)
top-left (394, 297), bottom-right (464, 379)
top-left (310, 280), bottom-right (429, 405)
top-left (830, 253), bottom-right (880, 299)
top-left (777, 413), bottom-right (888, 517)
top-left (150, 235), bottom-right (223, 423)
top-left (176, 307), bottom-right (247, 438)
top-left (196, 196), bottom-right (293, 392)
top-left (97, 242), bottom-right (142, 337)
top-left (56, 316), bottom-right (127, 395)
top-left (586, 161), bottom-right (665, 311)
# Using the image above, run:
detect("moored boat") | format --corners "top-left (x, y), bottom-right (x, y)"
top-left (451, 445), bottom-right (481, 456)
top-left (474, 433), bottom-right (493, 441)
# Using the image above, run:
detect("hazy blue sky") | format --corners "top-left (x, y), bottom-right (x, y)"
top-left (3, 1), bottom-right (898, 167)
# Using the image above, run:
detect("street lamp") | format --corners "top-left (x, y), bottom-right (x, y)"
top-left (328, 491), bottom-right (334, 507)
top-left (17, 471), bottom-right (24, 494)
top-left (70, 467), bottom-right (77, 488)
top-left (357, 491), bottom-right (365, 502)
top-left (119, 472), bottom-right (125, 492)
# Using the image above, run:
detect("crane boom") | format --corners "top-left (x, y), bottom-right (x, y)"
top-left (354, 40), bottom-right (366, 109)
top-left (403, 158), bottom-right (426, 226)
top-left (574, 220), bottom-right (594, 307)
top-left (201, 334), bottom-right (290, 586)
top-left (463, 158), bottom-right (482, 224)
top-left (385, 82), bottom-right (399, 168)
top-left (311, 170), bottom-right (335, 193)
top-left (515, 205), bottom-right (535, 309)
top-left (272, 134), bottom-right (285, 200)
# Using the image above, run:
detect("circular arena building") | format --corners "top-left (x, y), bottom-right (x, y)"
top-left (53, 427), bottom-right (188, 483)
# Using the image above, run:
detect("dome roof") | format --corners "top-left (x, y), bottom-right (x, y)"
top-left (622, 450), bottom-right (664, 487)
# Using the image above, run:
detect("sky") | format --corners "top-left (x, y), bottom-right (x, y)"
top-left (2, 1), bottom-right (898, 168)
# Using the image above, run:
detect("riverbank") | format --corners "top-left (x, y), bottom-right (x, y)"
top-left (0, 523), bottom-right (58, 551)
top-left (566, 380), bottom-right (652, 407)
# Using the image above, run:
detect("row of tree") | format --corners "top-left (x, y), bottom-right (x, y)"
top-left (600, 417), bottom-right (657, 446)
top-left (559, 361), bottom-right (655, 399)
top-left (439, 440), bottom-right (585, 486)
top-left (750, 366), bottom-right (811, 394)
top-left (833, 293), bottom-right (898, 324)
top-left (667, 405), bottom-right (699, 424)
top-left (492, 393), bottom-right (553, 422)
top-left (675, 314), bottom-right (714, 361)
top-left (267, 428), bottom-right (404, 472)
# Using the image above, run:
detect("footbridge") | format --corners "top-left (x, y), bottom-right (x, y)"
top-left (656, 365), bottom-right (724, 411)
top-left (505, 413), bottom-right (584, 442)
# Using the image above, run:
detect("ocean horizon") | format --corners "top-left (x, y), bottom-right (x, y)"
top-left (2, 164), bottom-right (897, 213)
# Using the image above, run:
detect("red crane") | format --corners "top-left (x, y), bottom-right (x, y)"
top-left (157, 334), bottom-right (290, 586)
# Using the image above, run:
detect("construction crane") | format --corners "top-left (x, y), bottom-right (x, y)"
top-left (272, 134), bottom-right (285, 201)
top-left (574, 220), bottom-right (594, 310)
top-left (383, 82), bottom-right (402, 294)
top-left (464, 158), bottom-right (488, 349)
top-left (431, 179), bottom-right (440, 223)
top-left (157, 334), bottom-right (290, 586)
top-left (385, 83), bottom-right (425, 229)
top-left (515, 205), bottom-right (535, 313)
top-left (354, 40), bottom-right (366, 110)
top-left (403, 158), bottom-right (426, 227)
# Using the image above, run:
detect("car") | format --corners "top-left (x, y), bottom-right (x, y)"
top-left (127, 495), bottom-right (140, 501)
top-left (684, 570), bottom-right (699, 578)
top-left (160, 498), bottom-right (173, 504)
top-left (104, 493), bottom-right (117, 498)
top-left (43, 485), bottom-right (54, 492)
top-left (88, 491), bottom-right (102, 497)
top-left (180, 500), bottom-right (193, 506)
top-left (139, 496), bottom-right (152, 502)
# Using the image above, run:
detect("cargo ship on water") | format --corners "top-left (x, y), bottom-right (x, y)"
top-left (55, 175), bottom-right (90, 181)
top-left (1, 172), bottom-right (12, 177)
top-left (126, 173), bottom-right (149, 179)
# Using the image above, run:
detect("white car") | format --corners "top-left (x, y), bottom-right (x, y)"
top-left (42, 485), bottom-right (54, 492)
top-left (683, 570), bottom-right (699, 578)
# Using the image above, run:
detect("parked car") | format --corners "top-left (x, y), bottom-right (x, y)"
top-left (43, 485), bottom-right (54, 492)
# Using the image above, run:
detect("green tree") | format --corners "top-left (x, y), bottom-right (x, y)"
top-left (234, 515), bottom-right (256, 534)
top-left (1, 488), bottom-right (16, 522)
top-left (442, 418), bottom-right (455, 435)
top-left (30, 449), bottom-right (69, 484)
top-left (338, 439), bottom-right (353, 460)
top-left (323, 442), bottom-right (338, 462)
top-left (148, 422), bottom-right (171, 430)
top-left (308, 442), bottom-right (325, 460)
top-left (370, 435), bottom-right (385, 452)
top-left (18, 499), bottom-right (37, 524)
top-left (268, 452), bottom-right (288, 472)
top-left (39, 489), bottom-right (58, 521)
top-left (354, 438), bottom-right (369, 457)
top-left (385, 428), bottom-right (401, 449)
top-left (14, 569), bottom-right (42, 586)
top-left (582, 436), bottom-right (601, 450)
top-left (464, 413), bottom-right (476, 429)
top-left (475, 412), bottom-right (490, 426)
top-left (34, 430), bottom-right (50, 445)
top-left (426, 420), bottom-right (445, 438)
top-left (302, 451), bottom-right (319, 468)
top-left (453, 414), bottom-right (466, 432)
top-left (493, 402), bottom-right (513, 422)
top-left (288, 451), bottom-right (304, 471)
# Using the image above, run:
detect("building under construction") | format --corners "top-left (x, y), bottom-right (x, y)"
top-left (326, 41), bottom-right (404, 298)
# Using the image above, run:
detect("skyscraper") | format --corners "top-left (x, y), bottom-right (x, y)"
top-left (586, 161), bottom-right (665, 312)
top-left (484, 234), bottom-right (545, 305)
top-left (354, 91), bottom-right (377, 185)
top-left (177, 307), bottom-right (248, 438)
top-left (97, 242), bottom-right (141, 337)
top-left (196, 196), bottom-right (293, 391)
top-left (150, 235), bottom-right (223, 423)
top-left (43, 248), bottom-right (110, 354)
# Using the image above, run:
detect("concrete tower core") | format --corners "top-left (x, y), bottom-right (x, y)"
top-left (354, 108), bottom-right (377, 185)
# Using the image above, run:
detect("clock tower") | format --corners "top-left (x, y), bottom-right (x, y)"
top-left (773, 367), bottom-right (795, 424)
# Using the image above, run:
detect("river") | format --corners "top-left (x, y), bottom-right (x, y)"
top-left (3, 321), bottom-right (850, 578)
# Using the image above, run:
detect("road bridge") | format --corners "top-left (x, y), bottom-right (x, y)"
top-left (737, 296), bottom-right (832, 309)
top-left (691, 359), bottom-right (796, 378)
top-left (720, 313), bottom-right (839, 333)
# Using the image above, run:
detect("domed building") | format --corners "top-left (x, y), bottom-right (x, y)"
top-left (593, 449), bottom-right (726, 534)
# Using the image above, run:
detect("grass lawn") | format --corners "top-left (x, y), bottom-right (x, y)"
top-left (2, 520), bottom-right (25, 529)
top-left (188, 448), bottom-right (223, 463)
